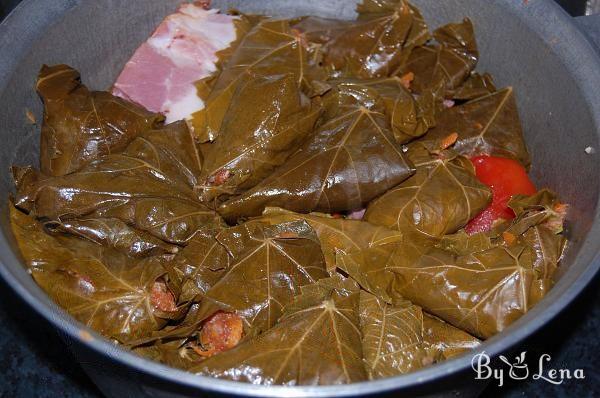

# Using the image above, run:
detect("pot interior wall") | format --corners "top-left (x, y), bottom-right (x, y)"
top-left (0, 0), bottom-right (598, 385)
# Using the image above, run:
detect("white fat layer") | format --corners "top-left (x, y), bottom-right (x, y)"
top-left (147, 7), bottom-right (238, 69)
top-left (164, 88), bottom-right (205, 124)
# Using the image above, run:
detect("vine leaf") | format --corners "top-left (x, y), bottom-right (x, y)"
top-left (197, 73), bottom-right (322, 203)
top-left (261, 207), bottom-right (403, 272)
top-left (365, 142), bottom-right (491, 239)
top-left (191, 19), bottom-right (324, 142)
top-left (294, 0), bottom-right (430, 78)
top-left (193, 220), bottom-right (329, 335)
top-left (191, 276), bottom-right (367, 385)
top-left (360, 291), bottom-right (439, 379)
top-left (219, 81), bottom-right (415, 222)
top-left (14, 121), bottom-right (220, 245)
top-left (420, 88), bottom-right (531, 167)
top-left (10, 205), bottom-right (181, 343)
top-left (37, 64), bottom-right (163, 176)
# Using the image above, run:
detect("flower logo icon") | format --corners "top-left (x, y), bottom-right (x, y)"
top-left (499, 352), bottom-right (529, 380)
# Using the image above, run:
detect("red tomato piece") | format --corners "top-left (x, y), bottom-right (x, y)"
top-left (465, 156), bottom-right (536, 234)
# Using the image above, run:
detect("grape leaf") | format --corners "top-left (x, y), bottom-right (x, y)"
top-left (261, 207), bottom-right (403, 272)
top-left (191, 275), bottom-right (366, 385)
top-left (197, 73), bottom-right (322, 203)
top-left (347, 77), bottom-right (437, 144)
top-left (193, 220), bottom-right (329, 335)
top-left (422, 313), bottom-right (480, 360)
top-left (167, 228), bottom-right (232, 304)
top-left (14, 121), bottom-right (220, 245)
top-left (294, 0), bottom-right (430, 78)
top-left (395, 19), bottom-right (478, 95)
top-left (10, 206), bottom-right (179, 343)
top-left (365, 142), bottom-right (491, 239)
top-left (360, 291), bottom-right (439, 379)
top-left (419, 87), bottom-right (531, 167)
top-left (218, 81), bottom-right (415, 222)
top-left (191, 18), bottom-right (323, 142)
top-left (452, 72), bottom-right (496, 101)
top-left (339, 231), bottom-right (552, 339)
top-left (45, 217), bottom-right (179, 257)
top-left (37, 64), bottom-right (163, 176)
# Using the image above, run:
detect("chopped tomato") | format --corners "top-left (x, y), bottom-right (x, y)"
top-left (465, 155), bottom-right (536, 234)
top-left (194, 312), bottom-right (244, 357)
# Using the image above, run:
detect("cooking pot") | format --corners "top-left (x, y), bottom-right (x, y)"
top-left (1, 0), bottom-right (600, 397)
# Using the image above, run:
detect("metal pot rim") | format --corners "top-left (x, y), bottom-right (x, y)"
top-left (1, 0), bottom-right (600, 396)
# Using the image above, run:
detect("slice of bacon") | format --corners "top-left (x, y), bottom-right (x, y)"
top-left (113, 3), bottom-right (238, 124)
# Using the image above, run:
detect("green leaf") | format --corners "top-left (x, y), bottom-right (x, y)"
top-left (422, 313), bottom-right (480, 360)
top-left (419, 87), bottom-right (531, 167)
top-left (44, 217), bottom-right (179, 257)
top-left (14, 121), bottom-right (220, 245)
top-left (133, 338), bottom-right (204, 371)
top-left (190, 276), bottom-right (366, 385)
top-left (395, 19), bottom-right (478, 95)
top-left (218, 81), bottom-right (415, 222)
top-left (340, 239), bottom-right (540, 339)
top-left (37, 65), bottom-right (164, 176)
top-left (10, 206), bottom-right (178, 343)
top-left (365, 143), bottom-right (491, 239)
top-left (194, 220), bottom-right (329, 335)
top-left (360, 291), bottom-right (439, 378)
top-left (197, 73), bottom-right (322, 203)
top-left (343, 77), bottom-right (437, 144)
top-left (191, 18), bottom-right (323, 142)
top-left (261, 207), bottom-right (403, 272)
top-left (452, 72), bottom-right (496, 101)
top-left (168, 228), bottom-right (232, 304)
top-left (294, 0), bottom-right (430, 78)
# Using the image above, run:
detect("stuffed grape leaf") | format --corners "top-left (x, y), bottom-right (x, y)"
top-left (422, 313), bottom-right (480, 360)
top-left (365, 142), bottom-right (491, 239)
top-left (452, 72), bottom-right (496, 101)
top-left (197, 73), bottom-right (322, 203)
top-left (294, 0), bottom-right (430, 79)
top-left (191, 275), bottom-right (367, 385)
top-left (394, 244), bottom-right (542, 339)
top-left (134, 338), bottom-right (204, 371)
top-left (10, 205), bottom-right (180, 343)
top-left (261, 207), bottom-right (403, 272)
top-left (340, 193), bottom-right (566, 338)
top-left (218, 81), bottom-right (415, 222)
top-left (360, 291), bottom-right (439, 379)
top-left (14, 121), bottom-right (221, 245)
top-left (349, 77), bottom-right (436, 144)
top-left (420, 87), bottom-right (531, 167)
top-left (505, 190), bottom-right (567, 281)
top-left (395, 19), bottom-right (478, 96)
top-left (37, 65), bottom-right (164, 176)
top-left (192, 220), bottom-right (329, 335)
top-left (167, 228), bottom-right (232, 305)
top-left (191, 18), bottom-right (324, 142)
top-left (336, 239), bottom-right (426, 304)
top-left (44, 217), bottom-right (179, 257)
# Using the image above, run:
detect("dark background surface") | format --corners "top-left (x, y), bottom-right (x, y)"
top-left (0, 0), bottom-right (599, 397)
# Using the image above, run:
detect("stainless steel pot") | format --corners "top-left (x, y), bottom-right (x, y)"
top-left (1, 1), bottom-right (599, 397)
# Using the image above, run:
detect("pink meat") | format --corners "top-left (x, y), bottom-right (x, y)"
top-left (113, 3), bottom-right (238, 124)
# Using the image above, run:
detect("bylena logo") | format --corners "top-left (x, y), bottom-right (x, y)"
top-left (471, 351), bottom-right (585, 387)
